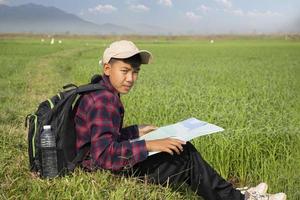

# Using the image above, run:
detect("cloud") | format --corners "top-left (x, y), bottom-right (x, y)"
top-left (197, 4), bottom-right (211, 13)
top-left (224, 9), bottom-right (244, 16)
top-left (158, 0), bottom-right (172, 7)
top-left (225, 8), bottom-right (282, 17)
top-left (129, 4), bottom-right (149, 12)
top-left (215, 0), bottom-right (232, 8)
top-left (88, 4), bottom-right (117, 14)
top-left (247, 10), bottom-right (282, 17)
top-left (186, 12), bottom-right (202, 21)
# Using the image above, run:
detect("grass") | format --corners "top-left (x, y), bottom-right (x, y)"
top-left (0, 36), bottom-right (299, 199)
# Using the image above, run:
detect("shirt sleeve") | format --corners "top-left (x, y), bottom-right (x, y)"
top-left (86, 93), bottom-right (148, 171)
top-left (120, 125), bottom-right (140, 140)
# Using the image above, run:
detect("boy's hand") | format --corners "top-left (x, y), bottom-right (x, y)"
top-left (138, 125), bottom-right (158, 136)
top-left (145, 138), bottom-right (186, 155)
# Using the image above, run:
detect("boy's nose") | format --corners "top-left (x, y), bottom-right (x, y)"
top-left (126, 72), bottom-right (134, 83)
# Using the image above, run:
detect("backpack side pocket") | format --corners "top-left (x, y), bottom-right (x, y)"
top-left (26, 114), bottom-right (38, 171)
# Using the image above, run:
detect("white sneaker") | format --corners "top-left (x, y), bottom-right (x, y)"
top-left (245, 191), bottom-right (287, 200)
top-left (247, 183), bottom-right (268, 194)
top-left (237, 182), bottom-right (268, 195)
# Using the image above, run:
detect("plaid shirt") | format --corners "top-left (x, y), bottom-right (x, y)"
top-left (75, 75), bottom-right (148, 171)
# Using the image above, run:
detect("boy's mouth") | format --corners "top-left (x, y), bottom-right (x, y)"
top-left (123, 85), bottom-right (132, 90)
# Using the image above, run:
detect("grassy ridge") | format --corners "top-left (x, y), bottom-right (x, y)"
top-left (0, 37), bottom-right (299, 199)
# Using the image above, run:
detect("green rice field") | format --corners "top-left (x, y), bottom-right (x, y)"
top-left (0, 35), bottom-right (299, 199)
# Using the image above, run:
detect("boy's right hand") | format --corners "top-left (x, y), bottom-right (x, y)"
top-left (145, 138), bottom-right (186, 155)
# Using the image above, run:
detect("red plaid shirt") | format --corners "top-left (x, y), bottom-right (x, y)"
top-left (75, 75), bottom-right (148, 171)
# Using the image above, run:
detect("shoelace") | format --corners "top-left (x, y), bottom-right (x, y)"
top-left (245, 191), bottom-right (270, 200)
top-left (237, 186), bottom-right (249, 195)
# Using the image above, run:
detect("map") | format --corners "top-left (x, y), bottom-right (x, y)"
top-left (132, 118), bottom-right (224, 156)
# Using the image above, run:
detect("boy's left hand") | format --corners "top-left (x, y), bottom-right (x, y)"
top-left (138, 125), bottom-right (158, 136)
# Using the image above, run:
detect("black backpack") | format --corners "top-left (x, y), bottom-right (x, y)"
top-left (25, 75), bottom-right (104, 178)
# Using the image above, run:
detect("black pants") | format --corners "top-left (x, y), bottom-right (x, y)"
top-left (125, 142), bottom-right (244, 200)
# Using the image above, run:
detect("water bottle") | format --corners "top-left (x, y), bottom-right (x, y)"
top-left (40, 125), bottom-right (58, 178)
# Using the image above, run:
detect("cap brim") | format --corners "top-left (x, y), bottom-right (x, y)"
top-left (110, 50), bottom-right (152, 64)
top-left (138, 50), bottom-right (152, 64)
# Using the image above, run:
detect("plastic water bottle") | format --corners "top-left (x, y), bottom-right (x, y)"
top-left (40, 125), bottom-right (58, 178)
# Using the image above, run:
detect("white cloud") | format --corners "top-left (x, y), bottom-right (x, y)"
top-left (88, 4), bottom-right (117, 14)
top-left (129, 4), bottom-right (149, 12)
top-left (225, 8), bottom-right (282, 18)
top-left (224, 8), bottom-right (244, 16)
top-left (215, 0), bottom-right (232, 8)
top-left (197, 4), bottom-right (211, 13)
top-left (186, 11), bottom-right (202, 21)
top-left (247, 10), bottom-right (282, 17)
top-left (232, 9), bottom-right (244, 16)
top-left (158, 0), bottom-right (172, 7)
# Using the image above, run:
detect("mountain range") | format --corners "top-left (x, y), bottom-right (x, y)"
top-left (0, 3), bottom-right (164, 35)
top-left (1, 3), bottom-right (297, 35)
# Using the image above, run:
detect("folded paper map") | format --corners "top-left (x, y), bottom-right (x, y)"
top-left (132, 118), bottom-right (224, 156)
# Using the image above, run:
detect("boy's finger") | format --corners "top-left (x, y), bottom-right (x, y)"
top-left (164, 148), bottom-right (173, 155)
top-left (170, 144), bottom-right (180, 154)
top-left (170, 138), bottom-right (186, 144)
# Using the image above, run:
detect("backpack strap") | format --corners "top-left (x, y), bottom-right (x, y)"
top-left (90, 74), bottom-right (102, 84)
top-left (76, 84), bottom-right (105, 94)
top-left (25, 114), bottom-right (32, 128)
top-left (63, 83), bottom-right (78, 90)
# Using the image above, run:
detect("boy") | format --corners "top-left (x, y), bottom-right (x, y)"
top-left (74, 40), bottom-right (286, 200)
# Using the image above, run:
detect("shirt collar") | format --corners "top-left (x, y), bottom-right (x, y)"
top-left (101, 75), bottom-right (120, 96)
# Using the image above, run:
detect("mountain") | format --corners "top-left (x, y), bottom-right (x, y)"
top-left (0, 3), bottom-right (133, 35)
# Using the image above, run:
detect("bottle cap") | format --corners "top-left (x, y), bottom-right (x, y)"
top-left (43, 125), bottom-right (51, 130)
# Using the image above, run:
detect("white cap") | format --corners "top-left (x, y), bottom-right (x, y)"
top-left (99, 40), bottom-right (152, 66)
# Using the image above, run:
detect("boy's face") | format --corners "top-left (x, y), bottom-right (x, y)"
top-left (103, 60), bottom-right (140, 94)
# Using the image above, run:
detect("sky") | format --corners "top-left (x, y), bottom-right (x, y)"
top-left (1, 0), bottom-right (300, 34)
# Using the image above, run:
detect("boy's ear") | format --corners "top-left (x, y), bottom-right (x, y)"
top-left (103, 63), bottom-right (111, 76)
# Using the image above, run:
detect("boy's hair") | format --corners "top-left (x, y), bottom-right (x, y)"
top-left (109, 54), bottom-right (142, 69)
